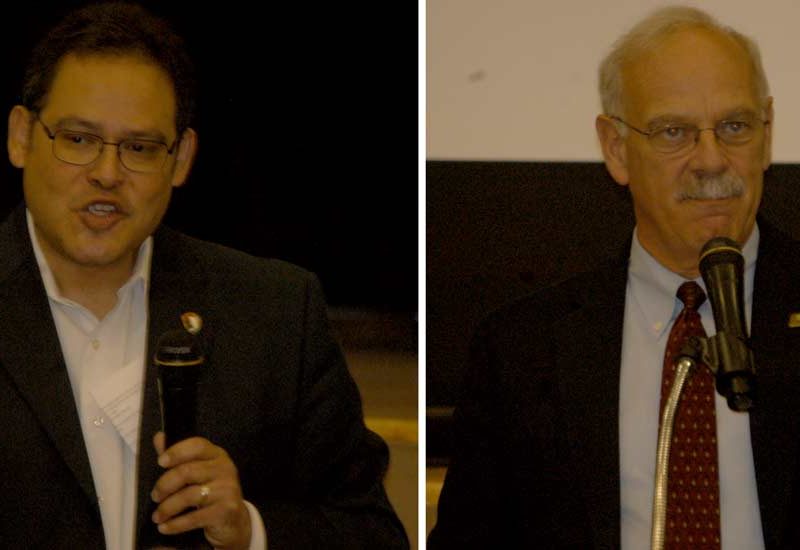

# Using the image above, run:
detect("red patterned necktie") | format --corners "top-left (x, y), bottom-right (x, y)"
top-left (659, 281), bottom-right (721, 549)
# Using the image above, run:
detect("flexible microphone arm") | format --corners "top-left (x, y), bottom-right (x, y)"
top-left (652, 238), bottom-right (756, 548)
top-left (651, 340), bottom-right (704, 550)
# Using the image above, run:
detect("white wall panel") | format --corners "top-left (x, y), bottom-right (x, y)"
top-left (427, 1), bottom-right (800, 161)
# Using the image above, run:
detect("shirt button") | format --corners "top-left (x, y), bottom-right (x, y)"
top-left (93, 417), bottom-right (105, 427)
top-left (91, 339), bottom-right (100, 350)
top-left (98, 496), bottom-right (105, 504)
top-left (654, 321), bottom-right (664, 331)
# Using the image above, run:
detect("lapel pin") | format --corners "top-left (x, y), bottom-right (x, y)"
top-left (788, 312), bottom-right (800, 328)
top-left (181, 311), bottom-right (203, 334)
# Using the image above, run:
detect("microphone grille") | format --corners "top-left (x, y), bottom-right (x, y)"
top-left (155, 328), bottom-right (204, 367)
top-left (699, 236), bottom-right (743, 271)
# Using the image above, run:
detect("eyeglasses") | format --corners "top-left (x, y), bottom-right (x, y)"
top-left (611, 115), bottom-right (770, 154)
top-left (34, 116), bottom-right (178, 173)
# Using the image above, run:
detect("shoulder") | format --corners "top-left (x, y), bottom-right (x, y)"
top-left (150, 226), bottom-right (327, 323)
top-left (0, 205), bottom-right (33, 284)
top-left (153, 226), bottom-right (318, 291)
top-left (758, 219), bottom-right (800, 269)
top-left (477, 254), bottom-right (628, 343)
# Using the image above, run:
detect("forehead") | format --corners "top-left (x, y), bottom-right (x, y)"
top-left (622, 28), bottom-right (760, 122)
top-left (41, 53), bottom-right (177, 134)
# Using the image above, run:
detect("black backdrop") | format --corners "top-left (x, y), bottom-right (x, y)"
top-left (0, 2), bottom-right (418, 312)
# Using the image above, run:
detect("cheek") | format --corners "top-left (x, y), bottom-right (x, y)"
top-left (730, 156), bottom-right (766, 199)
top-left (23, 164), bottom-right (63, 209)
top-left (743, 156), bottom-right (766, 180)
top-left (137, 182), bottom-right (174, 222)
top-left (628, 159), bottom-right (683, 208)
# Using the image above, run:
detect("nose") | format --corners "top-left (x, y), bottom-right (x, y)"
top-left (87, 143), bottom-right (125, 189)
top-left (688, 127), bottom-right (728, 175)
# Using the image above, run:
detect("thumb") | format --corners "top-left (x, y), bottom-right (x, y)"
top-left (153, 431), bottom-right (166, 456)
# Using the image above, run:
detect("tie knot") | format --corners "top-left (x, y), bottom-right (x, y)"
top-left (677, 281), bottom-right (706, 310)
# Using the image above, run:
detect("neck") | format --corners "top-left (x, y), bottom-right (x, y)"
top-left (41, 246), bottom-right (136, 321)
top-left (636, 238), bottom-right (701, 280)
top-left (635, 240), bottom-right (698, 280)
top-left (673, 265), bottom-right (701, 280)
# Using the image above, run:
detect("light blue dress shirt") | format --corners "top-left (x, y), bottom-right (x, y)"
top-left (619, 225), bottom-right (764, 549)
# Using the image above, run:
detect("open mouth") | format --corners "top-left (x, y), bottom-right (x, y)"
top-left (87, 203), bottom-right (119, 216)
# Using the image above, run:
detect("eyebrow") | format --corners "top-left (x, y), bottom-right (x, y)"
top-left (50, 116), bottom-right (172, 143)
top-left (645, 115), bottom-right (691, 130)
top-left (645, 108), bottom-right (760, 130)
top-left (719, 108), bottom-right (760, 121)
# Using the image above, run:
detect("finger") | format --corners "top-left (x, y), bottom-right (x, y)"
top-left (154, 500), bottom-right (213, 535)
top-left (156, 501), bottom-right (227, 536)
top-left (153, 483), bottom-right (220, 525)
top-left (156, 495), bottom-right (250, 546)
top-left (158, 437), bottom-right (223, 468)
top-left (153, 483), bottom-right (241, 530)
top-left (151, 458), bottom-right (216, 503)
top-left (152, 431), bottom-right (166, 455)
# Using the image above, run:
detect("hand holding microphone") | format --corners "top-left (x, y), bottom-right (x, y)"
top-left (151, 313), bottom-right (252, 549)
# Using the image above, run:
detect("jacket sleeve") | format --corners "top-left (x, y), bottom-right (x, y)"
top-left (256, 274), bottom-right (409, 550)
top-left (427, 317), bottom-right (517, 549)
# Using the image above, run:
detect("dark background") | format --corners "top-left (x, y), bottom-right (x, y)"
top-left (0, 2), bottom-right (418, 313)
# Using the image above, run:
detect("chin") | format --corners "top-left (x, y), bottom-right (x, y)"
top-left (694, 218), bottom-right (746, 246)
top-left (68, 246), bottom-right (127, 268)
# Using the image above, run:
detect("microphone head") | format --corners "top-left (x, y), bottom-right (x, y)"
top-left (701, 236), bottom-right (741, 254)
top-left (155, 326), bottom-right (205, 447)
top-left (155, 329), bottom-right (203, 365)
top-left (155, 328), bottom-right (204, 387)
top-left (699, 236), bottom-right (743, 274)
top-left (698, 236), bottom-right (755, 411)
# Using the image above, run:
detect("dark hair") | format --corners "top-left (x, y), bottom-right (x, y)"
top-left (22, 1), bottom-right (195, 134)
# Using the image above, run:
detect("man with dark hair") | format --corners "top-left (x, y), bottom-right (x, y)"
top-left (0, 3), bottom-right (407, 549)
top-left (430, 6), bottom-right (800, 549)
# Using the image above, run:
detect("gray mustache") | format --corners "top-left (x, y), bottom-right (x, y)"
top-left (677, 173), bottom-right (745, 201)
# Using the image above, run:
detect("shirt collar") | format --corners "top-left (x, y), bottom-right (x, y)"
top-left (26, 208), bottom-right (153, 307)
top-left (627, 223), bottom-right (759, 340)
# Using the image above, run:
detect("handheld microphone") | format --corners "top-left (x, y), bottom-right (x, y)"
top-left (151, 314), bottom-right (207, 547)
top-left (699, 237), bottom-right (756, 412)
top-left (155, 323), bottom-right (204, 448)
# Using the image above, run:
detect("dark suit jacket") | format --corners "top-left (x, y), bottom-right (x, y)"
top-left (0, 206), bottom-right (407, 549)
top-left (429, 220), bottom-right (800, 549)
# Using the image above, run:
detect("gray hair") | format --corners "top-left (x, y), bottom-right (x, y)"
top-left (598, 6), bottom-right (769, 118)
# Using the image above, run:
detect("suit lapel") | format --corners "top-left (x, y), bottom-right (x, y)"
top-left (552, 254), bottom-right (629, 548)
top-left (0, 208), bottom-right (96, 502)
top-left (545, 224), bottom-right (800, 547)
top-left (0, 210), bottom-right (215, 544)
top-left (748, 222), bottom-right (800, 547)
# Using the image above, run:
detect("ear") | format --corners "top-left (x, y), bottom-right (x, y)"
top-left (170, 127), bottom-right (198, 188)
top-left (596, 114), bottom-right (630, 186)
top-left (7, 105), bottom-right (33, 168)
top-left (761, 97), bottom-right (774, 171)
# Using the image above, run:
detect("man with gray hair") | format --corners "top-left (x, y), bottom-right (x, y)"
top-left (429, 6), bottom-right (800, 548)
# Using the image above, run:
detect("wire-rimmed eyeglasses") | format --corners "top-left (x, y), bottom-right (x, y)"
top-left (34, 115), bottom-right (178, 173)
top-left (610, 115), bottom-right (769, 154)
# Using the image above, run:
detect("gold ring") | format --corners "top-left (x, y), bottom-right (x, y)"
top-left (199, 484), bottom-right (210, 506)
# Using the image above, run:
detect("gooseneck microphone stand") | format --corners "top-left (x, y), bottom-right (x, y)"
top-left (650, 337), bottom-right (706, 550)
top-left (650, 333), bottom-right (754, 550)
top-left (651, 238), bottom-right (756, 549)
